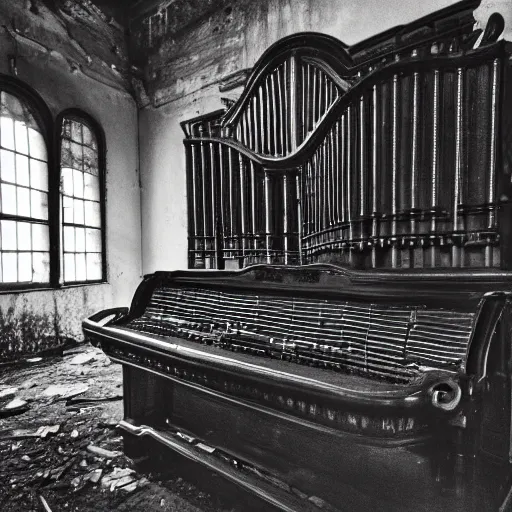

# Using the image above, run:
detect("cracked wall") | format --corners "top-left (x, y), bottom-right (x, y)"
top-left (0, 0), bottom-right (142, 361)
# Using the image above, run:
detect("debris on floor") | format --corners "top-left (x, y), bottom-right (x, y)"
top-left (0, 343), bottom-right (242, 512)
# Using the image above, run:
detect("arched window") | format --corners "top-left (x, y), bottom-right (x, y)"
top-left (0, 88), bottom-right (50, 285)
top-left (59, 113), bottom-right (105, 283)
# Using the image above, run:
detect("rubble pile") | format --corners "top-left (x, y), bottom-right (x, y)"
top-left (0, 345), bottom-right (237, 512)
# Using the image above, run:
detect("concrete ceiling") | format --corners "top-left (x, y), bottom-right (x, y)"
top-left (91, 0), bottom-right (179, 25)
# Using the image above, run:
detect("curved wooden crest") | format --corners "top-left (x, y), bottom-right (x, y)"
top-left (221, 33), bottom-right (352, 157)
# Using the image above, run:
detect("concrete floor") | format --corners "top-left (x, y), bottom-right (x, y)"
top-left (0, 344), bottom-right (240, 512)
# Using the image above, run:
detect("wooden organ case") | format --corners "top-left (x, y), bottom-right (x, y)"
top-left (84, 2), bottom-right (512, 511)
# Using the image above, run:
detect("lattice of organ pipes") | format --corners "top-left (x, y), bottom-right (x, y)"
top-left (359, 93), bottom-right (366, 253)
top-left (314, 152), bottom-right (319, 238)
top-left (243, 108), bottom-right (250, 148)
top-left (430, 69), bottom-right (440, 268)
top-left (486, 58), bottom-right (500, 268)
top-left (219, 146), bottom-right (225, 256)
top-left (391, 70), bottom-right (399, 268)
top-left (277, 63), bottom-right (285, 156)
top-left (250, 161), bottom-right (257, 252)
top-left (252, 95), bottom-right (259, 153)
top-left (329, 125), bottom-right (336, 228)
top-left (264, 170), bottom-right (272, 263)
top-left (302, 162), bottom-right (310, 242)
top-left (238, 154), bottom-right (247, 257)
top-left (289, 54), bottom-right (298, 153)
top-left (283, 173), bottom-right (290, 264)
top-left (371, 82), bottom-right (379, 268)
top-left (227, 148), bottom-right (235, 255)
top-left (312, 66), bottom-right (318, 132)
top-left (410, 64), bottom-right (420, 267)
top-left (323, 139), bottom-right (328, 233)
top-left (335, 118), bottom-right (341, 229)
top-left (321, 135), bottom-right (327, 232)
top-left (452, 67), bottom-right (464, 268)
top-left (199, 137), bottom-right (209, 266)
top-left (192, 142), bottom-right (203, 265)
top-left (310, 157), bottom-right (316, 240)
top-left (296, 172), bottom-right (303, 265)
top-left (258, 84), bottom-right (265, 154)
top-left (265, 79), bottom-right (272, 155)
top-left (270, 72), bottom-right (278, 155)
top-left (301, 62), bottom-right (306, 141)
top-left (210, 142), bottom-right (219, 268)
top-left (187, 144), bottom-right (198, 267)
top-left (346, 106), bottom-right (353, 265)
top-left (341, 113), bottom-right (346, 233)
top-left (259, 85), bottom-right (266, 155)
top-left (192, 144), bottom-right (202, 264)
top-left (307, 63), bottom-right (313, 135)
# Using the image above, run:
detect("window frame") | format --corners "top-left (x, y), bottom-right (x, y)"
top-left (56, 109), bottom-right (107, 285)
top-left (0, 75), bottom-right (57, 291)
top-left (0, 74), bottom-right (107, 291)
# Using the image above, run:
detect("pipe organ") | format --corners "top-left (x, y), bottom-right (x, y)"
top-left (86, 3), bottom-right (512, 511)
top-left (183, 10), bottom-right (511, 272)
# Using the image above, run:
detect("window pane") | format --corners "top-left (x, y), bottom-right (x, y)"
top-left (30, 159), bottom-right (48, 191)
top-left (0, 116), bottom-right (15, 150)
top-left (17, 187), bottom-right (30, 217)
top-left (61, 116), bottom-right (103, 284)
top-left (61, 119), bottom-right (71, 139)
top-left (70, 142), bottom-right (83, 170)
top-left (73, 169), bottom-right (84, 199)
top-left (63, 226), bottom-right (75, 252)
top-left (76, 253), bottom-right (86, 281)
top-left (18, 253), bottom-right (31, 282)
top-left (61, 139), bottom-right (72, 167)
top-left (84, 173), bottom-right (100, 201)
top-left (2, 253), bottom-right (17, 282)
top-left (32, 223), bottom-right (49, 251)
top-left (75, 227), bottom-right (85, 252)
top-left (30, 190), bottom-right (48, 220)
top-left (0, 92), bottom-right (50, 286)
top-left (84, 200), bottom-right (100, 227)
top-left (83, 146), bottom-right (98, 175)
top-left (71, 120), bottom-right (82, 143)
top-left (1, 149), bottom-right (15, 183)
top-left (32, 252), bottom-right (50, 282)
top-left (63, 195), bottom-right (74, 223)
top-left (64, 253), bottom-right (75, 282)
top-left (61, 167), bottom-right (74, 196)
top-left (17, 222), bottom-right (31, 251)
top-left (1, 220), bottom-right (17, 250)
top-left (16, 154), bottom-right (29, 186)
top-left (28, 127), bottom-right (47, 161)
top-left (86, 253), bottom-right (102, 280)
top-left (1, 183), bottom-right (17, 214)
top-left (82, 124), bottom-right (97, 149)
top-left (14, 121), bottom-right (29, 155)
top-left (85, 228), bottom-right (101, 253)
top-left (74, 199), bottom-right (84, 224)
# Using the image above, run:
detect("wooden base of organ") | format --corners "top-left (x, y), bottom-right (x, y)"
top-left (84, 265), bottom-right (512, 511)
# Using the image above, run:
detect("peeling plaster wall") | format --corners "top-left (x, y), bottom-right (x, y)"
top-left (137, 0), bottom-right (470, 274)
top-left (0, 1), bottom-right (141, 358)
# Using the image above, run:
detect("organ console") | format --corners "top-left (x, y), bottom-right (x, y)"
top-left (84, 1), bottom-right (512, 510)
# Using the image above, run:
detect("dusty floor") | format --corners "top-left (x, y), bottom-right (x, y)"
top-left (0, 344), bottom-right (246, 512)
